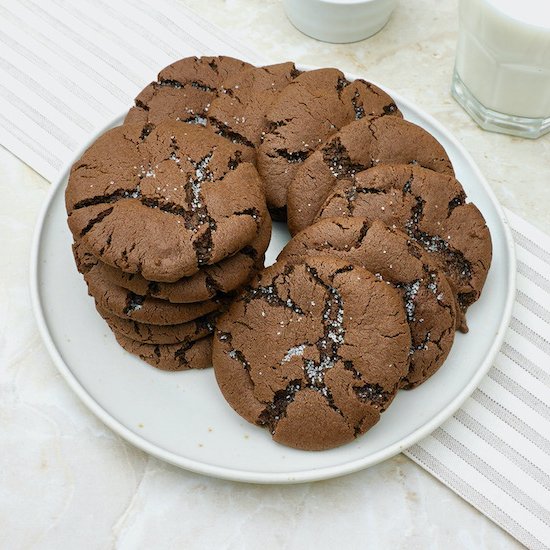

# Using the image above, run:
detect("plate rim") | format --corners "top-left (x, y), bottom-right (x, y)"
top-left (29, 70), bottom-right (517, 484)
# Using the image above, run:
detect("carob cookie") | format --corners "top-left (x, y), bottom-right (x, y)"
top-left (207, 62), bottom-right (301, 163)
top-left (97, 214), bottom-right (272, 303)
top-left (96, 304), bottom-right (217, 345)
top-left (66, 121), bottom-right (267, 282)
top-left (287, 116), bottom-right (454, 235)
top-left (257, 68), bottom-right (401, 218)
top-left (278, 218), bottom-right (457, 388)
top-left (213, 255), bottom-right (411, 451)
top-left (125, 56), bottom-right (253, 128)
top-left (115, 332), bottom-right (213, 371)
top-left (317, 164), bottom-right (492, 330)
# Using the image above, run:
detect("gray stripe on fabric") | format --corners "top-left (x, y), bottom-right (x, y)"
top-left (130, 0), bottom-right (215, 56)
top-left (488, 368), bottom-right (550, 421)
top-left (0, 113), bottom-right (61, 170)
top-left (513, 228), bottom-right (550, 266)
top-left (454, 408), bottom-right (550, 490)
top-left (510, 317), bottom-right (550, 357)
top-left (22, 0), bottom-right (144, 86)
top-left (432, 428), bottom-right (550, 527)
top-left (517, 260), bottom-right (550, 294)
top-left (50, 0), bottom-right (159, 72)
top-left (516, 289), bottom-right (550, 325)
top-left (472, 388), bottom-right (550, 456)
top-left (406, 444), bottom-right (547, 550)
top-left (87, 0), bottom-right (181, 61)
top-left (0, 30), bottom-right (110, 116)
top-left (0, 56), bottom-right (92, 132)
top-left (0, 5), bottom-right (128, 102)
top-left (0, 82), bottom-right (77, 149)
top-left (500, 342), bottom-right (550, 387)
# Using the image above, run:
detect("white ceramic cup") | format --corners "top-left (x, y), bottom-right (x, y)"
top-left (283, 0), bottom-right (397, 44)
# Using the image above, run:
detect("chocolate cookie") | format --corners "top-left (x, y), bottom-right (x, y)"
top-left (257, 68), bottom-right (401, 218)
top-left (317, 164), bottom-right (492, 330)
top-left (97, 304), bottom-right (217, 345)
top-left (213, 255), bottom-right (411, 451)
top-left (278, 218), bottom-right (457, 388)
top-left (125, 56), bottom-right (253, 128)
top-left (287, 116), bottom-right (454, 235)
top-left (207, 62), bottom-right (300, 162)
top-left (74, 241), bottom-right (220, 325)
top-left (97, 214), bottom-right (271, 303)
top-left (85, 263), bottom-right (220, 325)
top-left (115, 332), bottom-right (212, 371)
top-left (66, 121), bottom-right (267, 282)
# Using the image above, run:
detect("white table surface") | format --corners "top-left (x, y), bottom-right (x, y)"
top-left (2, 0), bottom-right (548, 548)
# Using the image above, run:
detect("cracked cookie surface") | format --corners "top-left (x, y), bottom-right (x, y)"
top-left (287, 115), bottom-right (454, 235)
top-left (115, 332), bottom-right (213, 371)
top-left (207, 62), bottom-right (301, 164)
top-left (278, 217), bottom-right (457, 388)
top-left (95, 214), bottom-right (271, 303)
top-left (316, 164), bottom-right (492, 331)
top-left (125, 56), bottom-right (253, 129)
top-left (73, 241), bottom-right (220, 325)
top-left (257, 68), bottom-right (401, 218)
top-left (213, 255), bottom-right (411, 451)
top-left (66, 121), bottom-right (267, 282)
top-left (96, 304), bottom-right (217, 345)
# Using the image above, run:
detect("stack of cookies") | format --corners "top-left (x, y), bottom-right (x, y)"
top-left (66, 55), bottom-right (492, 451)
top-left (66, 120), bottom-right (270, 371)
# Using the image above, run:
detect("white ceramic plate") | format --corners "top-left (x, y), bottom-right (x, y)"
top-left (30, 72), bottom-right (516, 484)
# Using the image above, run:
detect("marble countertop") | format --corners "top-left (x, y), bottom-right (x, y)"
top-left (2, 0), bottom-right (547, 547)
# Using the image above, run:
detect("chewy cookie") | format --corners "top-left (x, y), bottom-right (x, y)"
top-left (278, 218), bottom-right (457, 388)
top-left (213, 255), bottom-right (411, 451)
top-left (84, 260), bottom-right (220, 325)
top-left (74, 240), bottom-right (220, 325)
top-left (287, 116), bottom-right (454, 235)
top-left (97, 214), bottom-right (271, 303)
top-left (66, 121), bottom-right (267, 282)
top-left (257, 68), bottom-right (401, 218)
top-left (317, 164), bottom-right (492, 330)
top-left (96, 304), bottom-right (217, 345)
top-left (207, 62), bottom-right (300, 163)
top-left (125, 56), bottom-right (253, 128)
top-left (115, 332), bottom-right (213, 371)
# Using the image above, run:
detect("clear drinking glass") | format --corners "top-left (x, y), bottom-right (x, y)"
top-left (452, 0), bottom-right (550, 139)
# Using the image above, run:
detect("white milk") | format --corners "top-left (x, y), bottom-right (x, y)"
top-left (455, 0), bottom-right (550, 119)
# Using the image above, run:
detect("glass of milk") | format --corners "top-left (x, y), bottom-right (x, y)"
top-left (452, 0), bottom-right (550, 139)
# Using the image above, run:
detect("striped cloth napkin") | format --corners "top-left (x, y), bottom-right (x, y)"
top-left (1, 1), bottom-right (548, 547)
top-left (406, 208), bottom-right (550, 549)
